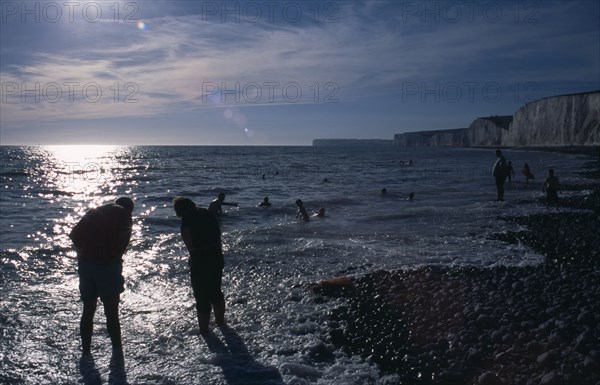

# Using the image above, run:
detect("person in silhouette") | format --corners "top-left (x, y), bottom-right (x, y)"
top-left (407, 192), bottom-right (414, 201)
top-left (258, 197), bottom-right (271, 207)
top-left (313, 207), bottom-right (326, 218)
top-left (69, 197), bottom-right (134, 354)
top-left (173, 196), bottom-right (225, 334)
top-left (208, 192), bottom-right (238, 216)
top-left (492, 149), bottom-right (508, 201)
top-left (542, 168), bottom-right (560, 210)
top-left (295, 199), bottom-right (309, 222)
top-left (506, 161), bottom-right (515, 187)
top-left (522, 163), bottom-right (534, 187)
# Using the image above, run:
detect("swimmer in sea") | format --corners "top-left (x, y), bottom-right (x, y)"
top-left (208, 192), bottom-right (238, 216)
top-left (407, 192), bottom-right (414, 201)
top-left (381, 188), bottom-right (387, 195)
top-left (313, 207), bottom-right (326, 218)
top-left (258, 197), bottom-right (271, 207)
top-left (295, 199), bottom-right (309, 222)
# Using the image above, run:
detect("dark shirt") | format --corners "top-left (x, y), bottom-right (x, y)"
top-left (181, 208), bottom-right (223, 257)
top-left (544, 175), bottom-right (560, 192)
top-left (69, 203), bottom-right (132, 261)
top-left (492, 156), bottom-right (507, 178)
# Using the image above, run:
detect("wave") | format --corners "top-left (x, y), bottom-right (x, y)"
top-left (0, 171), bottom-right (30, 177)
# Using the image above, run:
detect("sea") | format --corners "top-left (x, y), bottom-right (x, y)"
top-left (0, 145), bottom-right (594, 384)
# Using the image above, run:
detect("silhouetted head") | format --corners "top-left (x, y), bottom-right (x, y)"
top-left (408, 192), bottom-right (414, 200)
top-left (295, 199), bottom-right (303, 207)
top-left (495, 149), bottom-right (502, 157)
top-left (318, 208), bottom-right (325, 216)
top-left (548, 168), bottom-right (554, 176)
top-left (263, 197), bottom-right (269, 203)
top-left (114, 197), bottom-right (134, 213)
top-left (173, 196), bottom-right (196, 218)
top-left (218, 192), bottom-right (226, 201)
top-left (381, 188), bottom-right (387, 195)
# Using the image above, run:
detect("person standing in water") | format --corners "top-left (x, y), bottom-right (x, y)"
top-left (69, 197), bottom-right (134, 354)
top-left (522, 163), bottom-right (534, 187)
top-left (295, 199), bottom-right (309, 222)
top-left (506, 161), bottom-right (515, 187)
top-left (208, 192), bottom-right (238, 216)
top-left (492, 149), bottom-right (508, 201)
top-left (173, 196), bottom-right (226, 334)
top-left (542, 168), bottom-right (560, 210)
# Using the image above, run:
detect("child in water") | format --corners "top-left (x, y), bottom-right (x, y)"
top-left (542, 168), bottom-right (560, 210)
top-left (522, 163), bottom-right (534, 187)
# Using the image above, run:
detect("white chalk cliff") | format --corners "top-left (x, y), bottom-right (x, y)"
top-left (503, 92), bottom-right (599, 147)
top-left (392, 91), bottom-right (599, 147)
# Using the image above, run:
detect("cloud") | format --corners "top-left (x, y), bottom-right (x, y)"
top-left (1, 0), bottom-right (598, 127)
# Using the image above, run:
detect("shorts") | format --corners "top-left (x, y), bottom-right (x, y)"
top-left (78, 259), bottom-right (124, 302)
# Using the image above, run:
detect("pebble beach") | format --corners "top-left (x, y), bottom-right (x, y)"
top-left (312, 153), bottom-right (600, 385)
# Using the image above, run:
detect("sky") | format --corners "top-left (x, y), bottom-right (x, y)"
top-left (1, 0), bottom-right (599, 145)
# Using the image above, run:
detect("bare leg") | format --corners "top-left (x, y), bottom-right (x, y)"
top-left (213, 301), bottom-right (225, 327)
top-left (103, 295), bottom-right (122, 349)
top-left (81, 300), bottom-right (97, 354)
top-left (197, 312), bottom-right (210, 334)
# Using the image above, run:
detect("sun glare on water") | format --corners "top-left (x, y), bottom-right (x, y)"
top-left (45, 144), bottom-right (120, 164)
top-left (42, 145), bottom-right (126, 202)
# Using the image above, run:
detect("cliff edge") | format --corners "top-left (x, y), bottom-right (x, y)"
top-left (503, 91), bottom-right (600, 147)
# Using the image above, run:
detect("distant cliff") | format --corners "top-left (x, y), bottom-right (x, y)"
top-left (468, 116), bottom-right (512, 147)
top-left (312, 139), bottom-right (393, 147)
top-left (393, 128), bottom-right (467, 147)
top-left (393, 91), bottom-right (599, 148)
top-left (504, 91), bottom-right (600, 147)
top-left (393, 117), bottom-right (512, 147)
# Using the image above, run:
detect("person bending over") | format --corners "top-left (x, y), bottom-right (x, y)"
top-left (69, 197), bottom-right (134, 354)
top-left (174, 196), bottom-right (226, 334)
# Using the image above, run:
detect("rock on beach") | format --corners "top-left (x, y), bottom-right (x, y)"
top-left (313, 265), bottom-right (600, 385)
top-left (311, 162), bottom-right (600, 385)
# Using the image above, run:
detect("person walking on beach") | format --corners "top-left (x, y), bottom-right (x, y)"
top-left (69, 197), bottom-right (134, 354)
top-left (208, 192), bottom-right (238, 216)
top-left (542, 168), bottom-right (560, 210)
top-left (492, 149), bottom-right (508, 201)
top-left (173, 196), bottom-right (226, 334)
top-left (296, 199), bottom-right (310, 222)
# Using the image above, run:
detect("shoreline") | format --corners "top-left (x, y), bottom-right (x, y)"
top-left (311, 153), bottom-right (599, 384)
